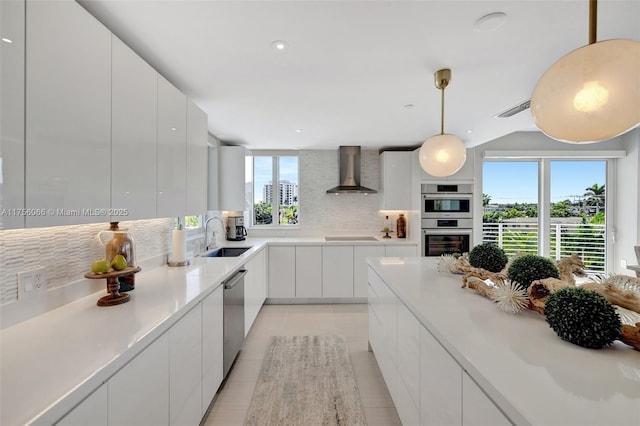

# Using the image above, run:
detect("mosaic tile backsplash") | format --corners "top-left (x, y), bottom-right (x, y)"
top-left (0, 218), bottom-right (172, 305)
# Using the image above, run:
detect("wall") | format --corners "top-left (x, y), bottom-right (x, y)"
top-left (247, 149), bottom-right (400, 237)
top-left (0, 218), bottom-right (173, 328)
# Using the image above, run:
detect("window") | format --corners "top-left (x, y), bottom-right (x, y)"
top-left (482, 159), bottom-right (608, 274)
top-left (246, 153), bottom-right (299, 227)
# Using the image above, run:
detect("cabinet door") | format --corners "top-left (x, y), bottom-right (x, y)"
top-left (462, 371), bottom-right (511, 426)
top-left (354, 246), bottom-right (385, 298)
top-left (111, 36), bottom-right (157, 221)
top-left (207, 143), bottom-right (219, 210)
top-left (379, 151), bottom-right (413, 210)
top-left (244, 256), bottom-right (257, 336)
top-left (322, 246), bottom-right (354, 298)
top-left (202, 286), bottom-right (224, 416)
top-left (108, 333), bottom-right (170, 425)
top-left (0, 0), bottom-right (25, 229)
top-left (157, 75), bottom-right (187, 218)
top-left (170, 305), bottom-right (202, 426)
top-left (218, 146), bottom-right (246, 211)
top-left (186, 101), bottom-right (208, 215)
top-left (268, 246), bottom-right (295, 298)
top-left (295, 246), bottom-right (322, 298)
top-left (385, 244), bottom-right (417, 257)
top-left (396, 303), bottom-right (420, 426)
top-left (26, 0), bottom-right (111, 227)
top-left (57, 384), bottom-right (107, 426)
top-left (421, 326), bottom-right (462, 426)
top-left (255, 247), bottom-right (267, 303)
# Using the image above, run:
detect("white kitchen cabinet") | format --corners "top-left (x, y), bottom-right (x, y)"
top-left (379, 151), bottom-right (413, 210)
top-left (421, 326), bottom-right (462, 426)
top-left (207, 144), bottom-right (219, 211)
top-left (157, 75), bottom-right (187, 218)
top-left (396, 302), bottom-right (420, 426)
top-left (354, 245), bottom-right (385, 298)
top-left (186, 101), bottom-right (208, 215)
top-left (417, 147), bottom-right (475, 182)
top-left (25, 0), bottom-right (111, 227)
top-left (255, 246), bottom-right (267, 303)
top-left (108, 333), bottom-right (170, 425)
top-left (245, 247), bottom-right (267, 334)
top-left (322, 246), bottom-right (354, 298)
top-left (268, 246), bottom-right (296, 298)
top-left (0, 0), bottom-right (25, 229)
top-left (111, 35), bottom-right (157, 221)
top-left (169, 304), bottom-right (202, 426)
top-left (218, 146), bottom-right (246, 211)
top-left (462, 371), bottom-right (511, 426)
top-left (202, 285), bottom-right (224, 415)
top-left (296, 246), bottom-right (323, 298)
top-left (385, 244), bottom-right (418, 257)
top-left (57, 384), bottom-right (107, 426)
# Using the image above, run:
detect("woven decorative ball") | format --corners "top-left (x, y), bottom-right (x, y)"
top-left (545, 287), bottom-right (621, 349)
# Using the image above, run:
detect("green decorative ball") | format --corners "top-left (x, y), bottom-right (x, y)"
top-left (545, 287), bottom-right (621, 349)
top-left (468, 243), bottom-right (508, 272)
top-left (507, 254), bottom-right (559, 290)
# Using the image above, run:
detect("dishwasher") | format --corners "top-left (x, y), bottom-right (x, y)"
top-left (223, 269), bottom-right (247, 377)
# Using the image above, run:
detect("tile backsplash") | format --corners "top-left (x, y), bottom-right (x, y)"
top-left (0, 218), bottom-right (172, 306)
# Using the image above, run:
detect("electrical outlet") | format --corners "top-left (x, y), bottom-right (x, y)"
top-left (18, 267), bottom-right (47, 300)
top-left (621, 259), bottom-right (627, 268)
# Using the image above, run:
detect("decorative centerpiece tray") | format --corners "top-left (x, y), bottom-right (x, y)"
top-left (84, 266), bottom-right (141, 307)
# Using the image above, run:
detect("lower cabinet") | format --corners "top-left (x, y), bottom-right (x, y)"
top-left (296, 246), bottom-right (322, 297)
top-left (354, 246), bottom-right (385, 298)
top-left (420, 327), bottom-right (462, 425)
top-left (169, 305), bottom-right (202, 426)
top-left (268, 246), bottom-right (296, 298)
top-left (462, 372), bottom-right (511, 426)
top-left (202, 285), bottom-right (224, 416)
top-left (369, 264), bottom-right (511, 426)
top-left (108, 333), bottom-right (170, 425)
top-left (322, 246), bottom-right (354, 297)
top-left (57, 384), bottom-right (107, 426)
top-left (385, 244), bottom-right (418, 257)
top-left (245, 247), bottom-right (267, 335)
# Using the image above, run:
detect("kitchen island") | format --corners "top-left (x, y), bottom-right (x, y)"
top-left (367, 257), bottom-right (640, 426)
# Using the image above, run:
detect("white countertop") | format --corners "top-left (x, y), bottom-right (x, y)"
top-left (247, 236), bottom-right (418, 245)
top-left (367, 257), bottom-right (640, 426)
top-left (0, 242), bottom-right (266, 426)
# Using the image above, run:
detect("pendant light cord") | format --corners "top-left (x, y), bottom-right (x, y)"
top-left (440, 87), bottom-right (445, 135)
top-left (589, 0), bottom-right (597, 44)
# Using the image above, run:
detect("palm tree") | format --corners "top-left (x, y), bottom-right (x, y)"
top-left (584, 183), bottom-right (605, 214)
top-left (482, 193), bottom-right (492, 208)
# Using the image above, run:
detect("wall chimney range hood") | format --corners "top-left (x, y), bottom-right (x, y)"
top-left (326, 146), bottom-right (377, 194)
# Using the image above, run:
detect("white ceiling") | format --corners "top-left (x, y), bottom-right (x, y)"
top-left (78, 0), bottom-right (640, 151)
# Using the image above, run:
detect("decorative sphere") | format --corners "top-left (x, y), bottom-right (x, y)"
top-left (469, 243), bottom-right (508, 273)
top-left (545, 287), bottom-right (621, 349)
top-left (507, 254), bottom-right (559, 290)
top-left (531, 39), bottom-right (640, 143)
top-left (419, 134), bottom-right (466, 177)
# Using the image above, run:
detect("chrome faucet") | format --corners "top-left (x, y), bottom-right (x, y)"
top-left (204, 216), bottom-right (225, 251)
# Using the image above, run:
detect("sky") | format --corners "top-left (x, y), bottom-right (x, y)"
top-left (483, 160), bottom-right (606, 204)
top-left (246, 156), bottom-right (299, 203)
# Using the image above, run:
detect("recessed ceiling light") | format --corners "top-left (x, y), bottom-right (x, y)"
top-left (2, 37), bottom-right (13, 43)
top-left (171, 127), bottom-right (177, 131)
top-left (271, 40), bottom-right (288, 51)
top-left (404, 104), bottom-right (415, 109)
top-left (474, 12), bottom-right (507, 32)
top-left (466, 130), bottom-right (473, 133)
top-left (295, 129), bottom-right (302, 133)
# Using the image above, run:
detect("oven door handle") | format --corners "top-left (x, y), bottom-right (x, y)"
top-left (422, 193), bottom-right (473, 200)
top-left (422, 229), bottom-right (473, 235)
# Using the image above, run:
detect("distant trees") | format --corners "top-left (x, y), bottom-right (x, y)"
top-left (584, 183), bottom-right (605, 214)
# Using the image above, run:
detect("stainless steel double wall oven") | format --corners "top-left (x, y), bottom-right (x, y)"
top-left (421, 183), bottom-right (473, 256)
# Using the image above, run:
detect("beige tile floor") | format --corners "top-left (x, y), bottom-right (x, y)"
top-left (203, 304), bottom-right (401, 426)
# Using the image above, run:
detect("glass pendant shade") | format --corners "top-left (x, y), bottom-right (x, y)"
top-left (419, 134), bottom-right (466, 177)
top-left (531, 39), bottom-right (640, 143)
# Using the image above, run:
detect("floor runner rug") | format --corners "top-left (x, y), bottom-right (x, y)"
top-left (244, 335), bottom-right (367, 426)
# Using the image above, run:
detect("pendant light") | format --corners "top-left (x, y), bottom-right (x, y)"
top-left (531, 0), bottom-right (640, 143)
top-left (419, 68), bottom-right (466, 177)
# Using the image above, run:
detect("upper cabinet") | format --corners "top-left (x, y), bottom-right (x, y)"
top-left (157, 75), bottom-right (187, 218)
top-left (218, 146), bottom-right (246, 211)
top-left (186, 101), bottom-right (208, 215)
top-left (0, 0), bottom-right (25, 230)
top-left (416, 147), bottom-right (475, 182)
top-left (207, 143), bottom-right (219, 211)
top-left (25, 0), bottom-right (111, 227)
top-left (379, 151), bottom-right (413, 210)
top-left (111, 36), bottom-right (158, 221)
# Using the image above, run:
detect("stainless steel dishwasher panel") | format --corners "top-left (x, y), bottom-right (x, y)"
top-left (223, 269), bottom-right (247, 377)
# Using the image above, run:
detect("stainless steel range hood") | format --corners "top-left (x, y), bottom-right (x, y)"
top-left (326, 146), bottom-right (377, 194)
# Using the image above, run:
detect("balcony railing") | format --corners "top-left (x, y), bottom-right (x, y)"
top-left (482, 222), bottom-right (606, 274)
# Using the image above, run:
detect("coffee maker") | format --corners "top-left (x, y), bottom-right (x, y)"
top-left (226, 215), bottom-right (247, 241)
